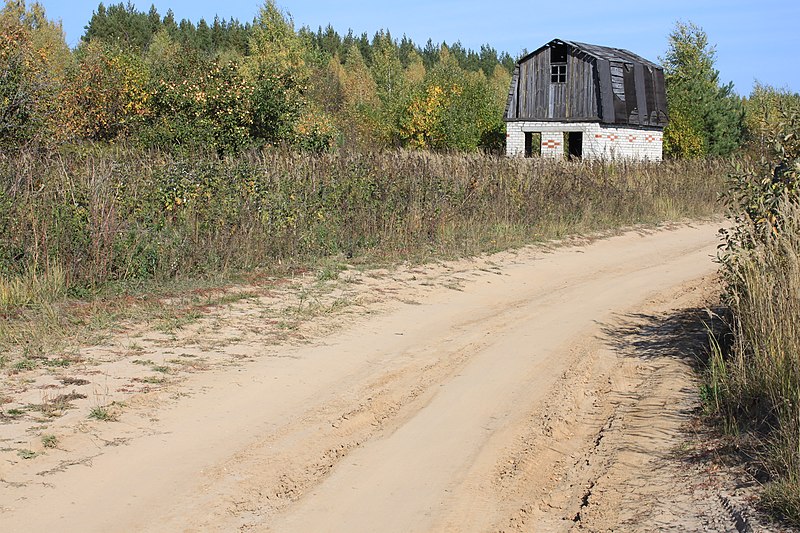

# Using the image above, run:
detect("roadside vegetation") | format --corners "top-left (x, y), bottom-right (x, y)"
top-left (709, 86), bottom-right (800, 525)
top-left (0, 148), bottom-right (726, 297)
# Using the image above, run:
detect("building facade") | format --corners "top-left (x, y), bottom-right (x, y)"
top-left (504, 39), bottom-right (668, 161)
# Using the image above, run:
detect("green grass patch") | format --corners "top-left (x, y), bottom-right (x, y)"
top-left (88, 405), bottom-right (115, 421)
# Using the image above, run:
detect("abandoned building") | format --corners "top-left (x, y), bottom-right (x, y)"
top-left (504, 39), bottom-right (668, 160)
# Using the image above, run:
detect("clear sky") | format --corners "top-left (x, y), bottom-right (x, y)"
top-left (35, 0), bottom-right (800, 96)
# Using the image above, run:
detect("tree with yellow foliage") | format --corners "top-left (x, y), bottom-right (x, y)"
top-left (63, 40), bottom-right (149, 141)
top-left (0, 0), bottom-right (72, 148)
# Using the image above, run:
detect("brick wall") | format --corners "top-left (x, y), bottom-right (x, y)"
top-left (506, 121), bottom-right (663, 161)
top-left (540, 132), bottom-right (563, 158)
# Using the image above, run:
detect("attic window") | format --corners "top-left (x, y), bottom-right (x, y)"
top-left (551, 64), bottom-right (566, 83)
top-left (550, 43), bottom-right (568, 63)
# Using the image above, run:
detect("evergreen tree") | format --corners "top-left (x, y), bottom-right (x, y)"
top-left (662, 21), bottom-right (744, 157)
top-left (83, 2), bottom-right (155, 53)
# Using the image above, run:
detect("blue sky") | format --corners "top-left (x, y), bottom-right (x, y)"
top-left (36, 0), bottom-right (800, 95)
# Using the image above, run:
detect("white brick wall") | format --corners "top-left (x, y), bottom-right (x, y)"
top-left (505, 121), bottom-right (663, 161)
top-left (541, 132), bottom-right (563, 158)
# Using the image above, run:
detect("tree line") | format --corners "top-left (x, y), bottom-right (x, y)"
top-left (1, 0), bottom-right (797, 158)
top-left (1, 0), bottom-right (513, 155)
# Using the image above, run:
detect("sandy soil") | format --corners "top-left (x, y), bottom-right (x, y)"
top-left (0, 221), bottom-right (774, 532)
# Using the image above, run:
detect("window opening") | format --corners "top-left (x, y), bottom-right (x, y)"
top-left (550, 42), bottom-right (568, 84)
top-left (551, 64), bottom-right (566, 83)
top-left (550, 43), bottom-right (567, 63)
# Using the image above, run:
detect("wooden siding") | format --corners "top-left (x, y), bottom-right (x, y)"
top-left (509, 47), bottom-right (599, 121)
top-left (505, 39), bottom-right (668, 128)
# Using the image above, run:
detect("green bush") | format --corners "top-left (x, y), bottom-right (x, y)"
top-left (138, 60), bottom-right (253, 155)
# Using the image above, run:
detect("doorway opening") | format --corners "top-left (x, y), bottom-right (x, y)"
top-left (565, 131), bottom-right (583, 159)
top-left (524, 132), bottom-right (541, 157)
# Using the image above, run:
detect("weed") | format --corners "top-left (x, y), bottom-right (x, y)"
top-left (42, 358), bottom-right (72, 368)
top-left (710, 199), bottom-right (800, 524)
top-left (151, 365), bottom-right (171, 374)
top-left (5, 408), bottom-right (24, 417)
top-left (88, 405), bottom-right (114, 421)
top-left (1, 148), bottom-right (726, 301)
top-left (17, 449), bottom-right (37, 459)
top-left (139, 375), bottom-right (167, 384)
top-left (60, 377), bottom-right (89, 386)
top-left (11, 358), bottom-right (37, 372)
top-left (0, 264), bottom-right (66, 312)
top-left (41, 434), bottom-right (58, 448)
top-left (156, 310), bottom-right (202, 333)
top-left (316, 267), bottom-right (341, 282)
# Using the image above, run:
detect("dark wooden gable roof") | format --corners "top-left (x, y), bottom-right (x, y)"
top-left (504, 38), bottom-right (668, 128)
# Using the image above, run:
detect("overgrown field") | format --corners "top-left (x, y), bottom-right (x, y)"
top-left (1, 147), bottom-right (727, 307)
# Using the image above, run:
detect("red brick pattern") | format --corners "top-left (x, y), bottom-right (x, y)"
top-left (542, 140), bottom-right (561, 149)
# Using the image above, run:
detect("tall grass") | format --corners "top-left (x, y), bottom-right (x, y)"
top-left (0, 145), bottom-right (727, 297)
top-left (0, 263), bottom-right (66, 312)
top-left (709, 200), bottom-right (800, 524)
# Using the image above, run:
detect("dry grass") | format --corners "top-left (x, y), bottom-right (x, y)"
top-left (1, 147), bottom-right (727, 292)
top-left (709, 200), bottom-right (800, 524)
top-left (0, 263), bottom-right (66, 311)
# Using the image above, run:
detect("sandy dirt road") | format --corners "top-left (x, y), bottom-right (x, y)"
top-left (1, 221), bottom-right (762, 532)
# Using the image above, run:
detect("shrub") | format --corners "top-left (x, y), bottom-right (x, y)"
top-left (63, 41), bottom-right (149, 141)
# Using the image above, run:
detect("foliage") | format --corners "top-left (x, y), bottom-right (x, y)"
top-left (2, 0), bottom-right (523, 153)
top-left (399, 47), bottom-right (508, 152)
top-left (710, 89), bottom-right (800, 525)
top-left (84, 2), bottom-right (251, 57)
top-left (63, 40), bottom-right (149, 141)
top-left (83, 2), bottom-right (155, 53)
top-left (662, 21), bottom-right (744, 158)
top-left (0, 0), bottom-right (71, 148)
top-left (710, 201), bottom-right (800, 526)
top-left (743, 83), bottom-right (800, 157)
top-left (720, 96), bottom-right (800, 252)
top-left (140, 58), bottom-right (253, 155)
top-left (244, 1), bottom-right (310, 146)
top-left (401, 83), bottom-right (451, 149)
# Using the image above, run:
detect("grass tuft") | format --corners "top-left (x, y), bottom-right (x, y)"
top-left (0, 264), bottom-right (66, 312)
top-left (88, 405), bottom-right (115, 421)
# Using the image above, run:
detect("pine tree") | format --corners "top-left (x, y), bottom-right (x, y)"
top-left (662, 21), bottom-right (744, 157)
